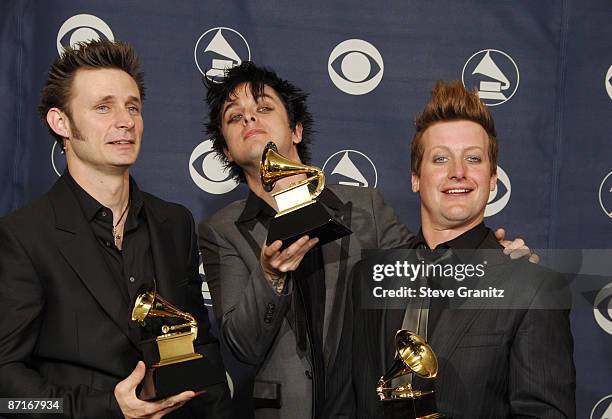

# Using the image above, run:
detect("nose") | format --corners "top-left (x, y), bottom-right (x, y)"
top-left (242, 110), bottom-right (256, 125)
top-left (448, 158), bottom-right (466, 180)
top-left (116, 108), bottom-right (135, 130)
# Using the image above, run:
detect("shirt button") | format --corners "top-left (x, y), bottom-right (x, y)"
top-left (105, 241), bottom-right (111, 247)
top-left (129, 276), bottom-right (135, 283)
top-left (101, 211), bottom-right (107, 217)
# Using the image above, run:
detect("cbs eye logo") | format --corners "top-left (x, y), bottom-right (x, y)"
top-left (605, 65), bottom-right (612, 101)
top-left (198, 261), bottom-right (213, 308)
top-left (598, 171), bottom-right (612, 219)
top-left (328, 39), bottom-right (384, 95)
top-left (485, 165), bottom-right (511, 217)
top-left (56, 14), bottom-right (114, 55)
top-left (189, 139), bottom-right (238, 195)
top-left (594, 282), bottom-right (612, 335)
top-left (591, 394), bottom-right (612, 419)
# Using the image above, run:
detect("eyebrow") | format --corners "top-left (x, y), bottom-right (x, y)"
top-left (431, 145), bottom-right (484, 152)
top-left (222, 92), bottom-right (277, 120)
top-left (95, 95), bottom-right (141, 104)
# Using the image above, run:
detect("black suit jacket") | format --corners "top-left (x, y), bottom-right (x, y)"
top-left (351, 231), bottom-right (576, 419)
top-left (0, 175), bottom-right (231, 418)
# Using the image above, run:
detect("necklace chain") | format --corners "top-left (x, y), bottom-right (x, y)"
top-left (112, 198), bottom-right (130, 245)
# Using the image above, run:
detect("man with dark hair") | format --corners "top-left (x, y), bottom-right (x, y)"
top-left (0, 39), bottom-right (231, 418)
top-left (199, 65), bottom-right (530, 418)
top-left (205, 62), bottom-right (313, 183)
top-left (351, 81), bottom-right (575, 418)
top-left (199, 62), bottom-right (413, 418)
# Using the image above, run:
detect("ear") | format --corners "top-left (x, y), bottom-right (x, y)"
top-left (489, 172), bottom-right (498, 191)
top-left (46, 108), bottom-right (70, 140)
top-left (291, 122), bottom-right (303, 145)
top-left (411, 172), bottom-right (420, 193)
top-left (223, 147), bottom-right (234, 163)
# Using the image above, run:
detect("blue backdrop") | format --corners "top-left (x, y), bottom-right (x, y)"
top-left (2, 1), bottom-right (611, 416)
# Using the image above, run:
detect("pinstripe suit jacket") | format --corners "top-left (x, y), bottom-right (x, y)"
top-left (351, 230), bottom-right (576, 419)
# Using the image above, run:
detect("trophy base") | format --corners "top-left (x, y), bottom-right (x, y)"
top-left (140, 339), bottom-right (226, 399)
top-left (381, 391), bottom-right (444, 419)
top-left (267, 200), bottom-right (352, 248)
top-left (152, 355), bottom-right (226, 399)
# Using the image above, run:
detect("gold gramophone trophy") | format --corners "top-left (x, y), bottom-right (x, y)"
top-left (132, 289), bottom-right (225, 399)
top-left (377, 330), bottom-right (444, 419)
top-left (261, 141), bottom-right (351, 247)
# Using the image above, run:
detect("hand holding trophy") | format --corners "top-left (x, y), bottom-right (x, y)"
top-left (261, 141), bottom-right (351, 247)
top-left (131, 288), bottom-right (225, 399)
top-left (377, 330), bottom-right (444, 418)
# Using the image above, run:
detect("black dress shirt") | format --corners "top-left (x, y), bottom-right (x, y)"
top-left (411, 222), bottom-right (490, 336)
top-left (64, 172), bottom-right (155, 305)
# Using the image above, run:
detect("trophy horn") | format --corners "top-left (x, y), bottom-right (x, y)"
top-left (132, 290), bottom-right (198, 338)
top-left (378, 330), bottom-right (438, 400)
top-left (261, 142), bottom-right (325, 196)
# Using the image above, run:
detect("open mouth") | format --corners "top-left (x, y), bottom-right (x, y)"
top-left (443, 188), bottom-right (473, 195)
top-left (107, 140), bottom-right (134, 145)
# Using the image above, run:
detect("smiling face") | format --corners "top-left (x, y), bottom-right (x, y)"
top-left (412, 120), bottom-right (497, 233)
top-left (220, 83), bottom-right (303, 177)
top-left (50, 68), bottom-right (143, 176)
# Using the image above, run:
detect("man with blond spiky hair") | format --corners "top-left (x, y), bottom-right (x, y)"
top-left (351, 81), bottom-right (575, 419)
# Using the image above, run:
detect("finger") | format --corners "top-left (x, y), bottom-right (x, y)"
top-left (153, 400), bottom-right (188, 419)
top-left (528, 252), bottom-right (540, 264)
top-left (263, 240), bottom-right (283, 257)
top-left (295, 237), bottom-right (319, 256)
top-left (278, 238), bottom-right (319, 271)
top-left (279, 236), bottom-right (317, 264)
top-left (271, 236), bottom-right (309, 265)
top-left (150, 391), bottom-right (195, 416)
top-left (494, 228), bottom-right (506, 241)
top-left (508, 238), bottom-right (526, 251)
top-left (281, 236), bottom-right (310, 258)
top-left (122, 361), bottom-right (146, 392)
top-left (508, 248), bottom-right (530, 260)
top-left (502, 238), bottom-right (526, 254)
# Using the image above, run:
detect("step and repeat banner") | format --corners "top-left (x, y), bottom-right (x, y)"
top-left (1, 1), bottom-right (611, 416)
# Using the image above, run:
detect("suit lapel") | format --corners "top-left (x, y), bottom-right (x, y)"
top-left (322, 194), bottom-right (363, 372)
top-left (50, 178), bottom-right (139, 350)
top-left (430, 235), bottom-right (511, 367)
top-left (145, 200), bottom-right (183, 306)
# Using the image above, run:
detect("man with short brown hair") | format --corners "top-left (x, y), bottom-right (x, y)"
top-left (0, 39), bottom-right (231, 418)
